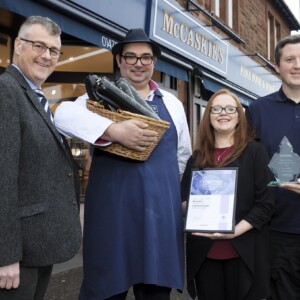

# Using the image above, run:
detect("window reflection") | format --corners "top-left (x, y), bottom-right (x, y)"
top-left (68, 139), bottom-right (91, 199)
top-left (0, 33), bottom-right (10, 68)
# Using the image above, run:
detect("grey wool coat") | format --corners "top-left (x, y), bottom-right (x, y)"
top-left (0, 65), bottom-right (82, 267)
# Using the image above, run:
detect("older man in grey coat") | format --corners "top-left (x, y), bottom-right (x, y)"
top-left (0, 16), bottom-right (82, 300)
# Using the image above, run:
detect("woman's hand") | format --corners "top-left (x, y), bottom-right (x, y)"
top-left (191, 232), bottom-right (235, 239)
top-left (191, 220), bottom-right (253, 240)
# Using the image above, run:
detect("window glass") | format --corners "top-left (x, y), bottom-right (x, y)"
top-left (56, 45), bottom-right (113, 73)
top-left (0, 33), bottom-right (11, 68)
top-left (45, 42), bottom-right (114, 198)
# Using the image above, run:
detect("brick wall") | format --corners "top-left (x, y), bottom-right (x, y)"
top-left (175, 0), bottom-right (293, 64)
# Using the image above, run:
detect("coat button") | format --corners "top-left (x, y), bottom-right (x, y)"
top-left (68, 172), bottom-right (73, 178)
top-left (72, 201), bottom-right (77, 205)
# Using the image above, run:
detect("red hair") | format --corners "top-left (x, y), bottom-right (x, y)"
top-left (193, 89), bottom-right (254, 168)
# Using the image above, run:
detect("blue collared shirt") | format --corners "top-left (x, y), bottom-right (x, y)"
top-left (11, 64), bottom-right (40, 91)
top-left (246, 87), bottom-right (300, 233)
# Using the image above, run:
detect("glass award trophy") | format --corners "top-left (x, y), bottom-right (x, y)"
top-left (268, 136), bottom-right (300, 186)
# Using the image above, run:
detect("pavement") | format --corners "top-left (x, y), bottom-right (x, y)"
top-left (44, 203), bottom-right (85, 300)
top-left (44, 253), bottom-right (83, 300)
top-left (44, 204), bottom-right (192, 300)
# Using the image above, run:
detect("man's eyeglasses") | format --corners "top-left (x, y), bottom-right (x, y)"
top-left (121, 55), bottom-right (154, 66)
top-left (210, 106), bottom-right (238, 114)
top-left (19, 38), bottom-right (63, 58)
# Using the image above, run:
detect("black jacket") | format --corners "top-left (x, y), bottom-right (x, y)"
top-left (181, 141), bottom-right (275, 299)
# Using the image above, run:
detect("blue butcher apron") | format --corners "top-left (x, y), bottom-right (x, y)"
top-left (79, 89), bottom-right (184, 299)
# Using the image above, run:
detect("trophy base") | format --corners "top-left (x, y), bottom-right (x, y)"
top-left (268, 181), bottom-right (298, 187)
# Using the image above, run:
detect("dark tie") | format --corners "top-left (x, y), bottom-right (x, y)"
top-left (34, 88), bottom-right (53, 122)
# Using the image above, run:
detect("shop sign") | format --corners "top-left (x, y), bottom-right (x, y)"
top-left (149, 0), bottom-right (229, 76)
top-left (99, 34), bottom-right (118, 51)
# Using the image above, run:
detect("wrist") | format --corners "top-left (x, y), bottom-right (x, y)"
top-left (102, 123), bottom-right (117, 142)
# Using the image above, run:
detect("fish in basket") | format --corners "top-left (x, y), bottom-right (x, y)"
top-left (85, 75), bottom-right (170, 161)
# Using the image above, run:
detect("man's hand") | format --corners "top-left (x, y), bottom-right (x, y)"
top-left (0, 262), bottom-right (20, 289)
top-left (102, 119), bottom-right (158, 151)
top-left (280, 178), bottom-right (300, 194)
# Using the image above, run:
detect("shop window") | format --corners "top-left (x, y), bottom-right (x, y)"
top-left (152, 69), bottom-right (162, 83)
top-left (192, 75), bottom-right (206, 145)
top-left (170, 76), bottom-right (178, 90)
top-left (267, 14), bottom-right (274, 60)
top-left (68, 138), bottom-right (91, 200)
top-left (213, 0), bottom-right (233, 28)
top-left (193, 99), bottom-right (201, 145)
top-left (213, 0), bottom-right (220, 17)
top-left (56, 44), bottom-right (113, 73)
top-left (192, 98), bottom-right (208, 146)
top-left (43, 40), bottom-right (114, 198)
top-left (227, 0), bottom-right (233, 28)
top-left (161, 73), bottom-right (178, 95)
top-left (44, 81), bottom-right (90, 198)
top-left (275, 21), bottom-right (281, 51)
top-left (45, 42), bottom-right (114, 105)
top-left (0, 33), bottom-right (11, 69)
top-left (194, 76), bottom-right (202, 98)
top-left (267, 13), bottom-right (280, 62)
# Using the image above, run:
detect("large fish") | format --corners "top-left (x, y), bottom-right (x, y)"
top-left (116, 77), bottom-right (157, 118)
top-left (85, 74), bottom-right (159, 119)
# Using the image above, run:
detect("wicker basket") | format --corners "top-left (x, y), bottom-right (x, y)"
top-left (87, 100), bottom-right (170, 161)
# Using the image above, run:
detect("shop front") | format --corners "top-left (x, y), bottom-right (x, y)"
top-left (0, 0), bottom-right (281, 197)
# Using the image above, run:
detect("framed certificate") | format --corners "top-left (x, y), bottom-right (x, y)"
top-left (184, 168), bottom-right (238, 233)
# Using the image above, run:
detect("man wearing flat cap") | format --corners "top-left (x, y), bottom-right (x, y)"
top-left (54, 28), bottom-right (192, 300)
